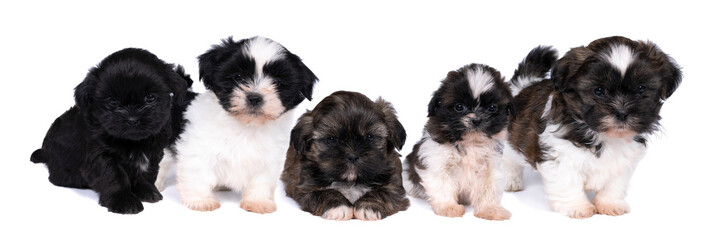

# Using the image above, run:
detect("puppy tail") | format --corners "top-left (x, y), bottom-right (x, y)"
top-left (31, 149), bottom-right (47, 163)
top-left (510, 46), bottom-right (558, 96)
top-left (174, 65), bottom-right (194, 89)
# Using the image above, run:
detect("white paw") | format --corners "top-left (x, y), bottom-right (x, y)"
top-left (554, 202), bottom-right (596, 219)
top-left (504, 177), bottom-right (524, 192)
top-left (355, 208), bottom-right (382, 221)
top-left (321, 205), bottom-right (354, 221)
top-left (594, 199), bottom-right (630, 216)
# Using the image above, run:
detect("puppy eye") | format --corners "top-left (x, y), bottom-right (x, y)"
top-left (594, 87), bottom-right (606, 97)
top-left (145, 94), bottom-right (156, 104)
top-left (326, 136), bottom-right (338, 145)
top-left (233, 74), bottom-right (245, 83)
top-left (365, 134), bottom-right (375, 142)
top-left (454, 104), bottom-right (467, 112)
top-left (488, 104), bottom-right (498, 113)
top-left (637, 85), bottom-right (646, 95)
top-left (107, 98), bottom-right (120, 107)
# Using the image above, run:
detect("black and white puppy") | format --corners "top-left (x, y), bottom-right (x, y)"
top-left (31, 48), bottom-right (191, 214)
top-left (155, 36), bottom-right (318, 213)
top-left (504, 36), bottom-right (682, 218)
top-left (405, 64), bottom-right (515, 220)
top-left (282, 91), bottom-right (409, 221)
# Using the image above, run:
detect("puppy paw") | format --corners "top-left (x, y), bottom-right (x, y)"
top-left (154, 180), bottom-right (165, 192)
top-left (594, 200), bottom-right (630, 216)
top-left (504, 179), bottom-right (524, 192)
top-left (240, 199), bottom-right (277, 214)
top-left (355, 207), bottom-right (382, 221)
top-left (183, 199), bottom-right (221, 212)
top-left (474, 205), bottom-right (511, 220)
top-left (134, 184), bottom-right (163, 203)
top-left (321, 205), bottom-right (354, 221)
top-left (432, 203), bottom-right (465, 218)
top-left (555, 203), bottom-right (596, 219)
top-left (104, 192), bottom-right (144, 214)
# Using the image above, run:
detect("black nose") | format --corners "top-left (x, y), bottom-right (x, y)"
top-left (472, 119), bottom-right (482, 127)
top-left (615, 112), bottom-right (629, 121)
top-left (246, 93), bottom-right (263, 106)
top-left (347, 154), bottom-right (359, 163)
top-left (127, 117), bottom-right (139, 126)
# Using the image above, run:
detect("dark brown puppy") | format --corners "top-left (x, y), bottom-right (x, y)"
top-left (282, 91), bottom-right (408, 221)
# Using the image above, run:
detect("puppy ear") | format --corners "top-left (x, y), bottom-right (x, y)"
top-left (638, 40), bottom-right (682, 100)
top-left (427, 95), bottom-right (441, 117)
top-left (551, 46), bottom-right (594, 92)
top-left (167, 64), bottom-right (192, 104)
top-left (74, 72), bottom-right (97, 109)
top-left (507, 98), bottom-right (517, 121)
top-left (198, 37), bottom-right (239, 91)
top-left (290, 113), bottom-right (314, 155)
top-left (375, 97), bottom-right (407, 151)
top-left (287, 53), bottom-right (318, 101)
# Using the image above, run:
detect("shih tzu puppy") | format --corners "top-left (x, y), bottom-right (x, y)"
top-left (504, 36), bottom-right (682, 218)
top-left (155, 36), bottom-right (318, 213)
top-left (404, 64), bottom-right (515, 220)
top-left (282, 91), bottom-right (409, 221)
top-left (31, 48), bottom-right (192, 214)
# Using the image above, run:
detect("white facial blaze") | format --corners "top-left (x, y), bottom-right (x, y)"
top-left (467, 66), bottom-right (495, 98)
top-left (603, 44), bottom-right (636, 78)
top-left (243, 36), bottom-right (284, 74)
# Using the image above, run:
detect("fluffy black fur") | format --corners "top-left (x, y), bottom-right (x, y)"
top-left (282, 91), bottom-right (409, 220)
top-left (31, 48), bottom-right (193, 214)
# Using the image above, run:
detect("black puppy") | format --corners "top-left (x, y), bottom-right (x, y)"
top-left (31, 48), bottom-right (193, 214)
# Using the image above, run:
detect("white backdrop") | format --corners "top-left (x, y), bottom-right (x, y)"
top-left (1, 1), bottom-right (717, 239)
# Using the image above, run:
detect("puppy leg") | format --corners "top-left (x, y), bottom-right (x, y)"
top-left (83, 154), bottom-right (143, 214)
top-left (594, 172), bottom-right (633, 216)
top-left (154, 148), bottom-right (175, 191)
top-left (503, 147), bottom-right (525, 192)
top-left (471, 159), bottom-right (511, 221)
top-left (176, 160), bottom-right (220, 211)
top-left (420, 171), bottom-right (464, 217)
top-left (538, 160), bottom-right (596, 219)
top-left (296, 189), bottom-right (354, 220)
top-left (240, 176), bottom-right (277, 214)
top-left (354, 185), bottom-right (409, 221)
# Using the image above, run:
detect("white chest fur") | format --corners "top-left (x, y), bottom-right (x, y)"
top-left (327, 182), bottom-right (371, 203)
top-left (538, 124), bottom-right (647, 191)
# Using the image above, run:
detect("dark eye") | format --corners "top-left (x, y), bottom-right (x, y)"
top-left (326, 136), bottom-right (338, 146)
top-left (233, 74), bottom-right (244, 82)
top-left (488, 104), bottom-right (498, 113)
top-left (365, 134), bottom-right (375, 142)
top-left (594, 87), bottom-right (606, 97)
top-left (637, 85), bottom-right (646, 95)
top-left (454, 104), bottom-right (467, 112)
top-left (145, 94), bottom-right (156, 104)
top-left (107, 98), bottom-right (119, 107)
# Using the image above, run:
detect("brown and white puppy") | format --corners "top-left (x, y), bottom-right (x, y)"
top-left (504, 36), bottom-right (682, 218)
top-left (404, 64), bottom-right (515, 220)
top-left (282, 91), bottom-right (409, 221)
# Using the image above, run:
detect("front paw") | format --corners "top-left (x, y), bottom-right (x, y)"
top-left (321, 205), bottom-right (354, 221)
top-left (134, 182), bottom-right (163, 203)
top-left (554, 202), bottom-right (596, 219)
top-left (183, 198), bottom-right (221, 212)
top-left (432, 203), bottom-right (465, 218)
top-left (355, 207), bottom-right (382, 221)
top-left (102, 192), bottom-right (144, 214)
top-left (594, 199), bottom-right (630, 216)
top-left (505, 177), bottom-right (524, 192)
top-left (474, 205), bottom-right (511, 220)
top-left (240, 199), bottom-right (277, 214)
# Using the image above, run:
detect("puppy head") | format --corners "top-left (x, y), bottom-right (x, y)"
top-left (74, 48), bottom-right (189, 141)
top-left (290, 91), bottom-right (406, 183)
top-left (426, 64), bottom-right (514, 143)
top-left (198, 36), bottom-right (318, 123)
top-left (551, 36), bottom-right (682, 138)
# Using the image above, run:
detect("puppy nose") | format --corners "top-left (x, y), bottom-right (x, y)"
top-left (127, 117), bottom-right (139, 126)
top-left (615, 112), bottom-right (629, 121)
top-left (347, 154), bottom-right (359, 163)
top-left (246, 93), bottom-right (263, 106)
top-left (472, 119), bottom-right (482, 126)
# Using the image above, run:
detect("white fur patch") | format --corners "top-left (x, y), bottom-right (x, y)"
top-left (168, 91), bottom-right (295, 210)
top-left (243, 37), bottom-right (284, 74)
top-left (511, 76), bottom-right (543, 96)
top-left (327, 182), bottom-right (371, 203)
top-left (466, 66), bottom-right (495, 98)
top-left (602, 44), bottom-right (636, 77)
